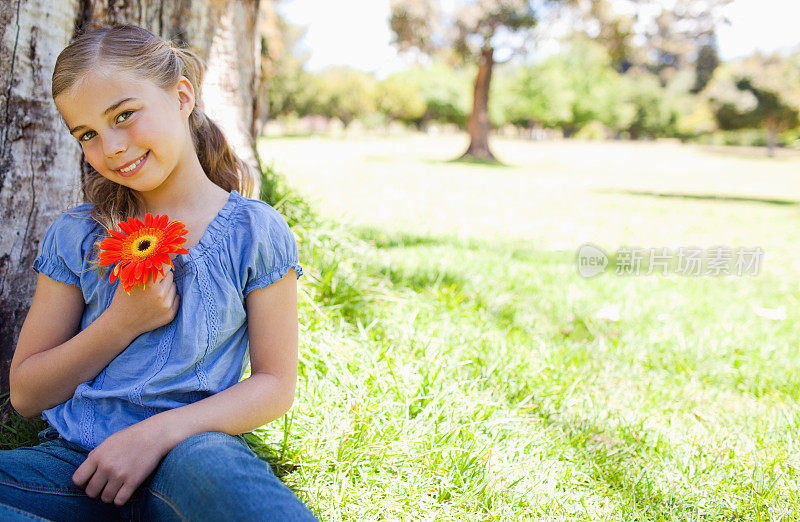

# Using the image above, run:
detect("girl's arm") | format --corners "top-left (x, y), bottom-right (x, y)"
top-left (10, 274), bottom-right (139, 419)
top-left (145, 269), bottom-right (299, 448)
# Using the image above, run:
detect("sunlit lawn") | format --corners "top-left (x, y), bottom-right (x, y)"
top-left (256, 134), bottom-right (800, 519)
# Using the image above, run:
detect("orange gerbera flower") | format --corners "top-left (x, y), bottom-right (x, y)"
top-left (98, 213), bottom-right (190, 293)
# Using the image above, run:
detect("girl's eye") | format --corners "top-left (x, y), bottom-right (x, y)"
top-left (78, 110), bottom-right (133, 142)
top-left (116, 110), bottom-right (134, 123)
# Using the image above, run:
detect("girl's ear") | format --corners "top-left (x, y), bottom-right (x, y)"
top-left (175, 76), bottom-right (196, 118)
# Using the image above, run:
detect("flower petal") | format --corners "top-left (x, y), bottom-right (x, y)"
top-left (99, 240), bottom-right (124, 251)
top-left (118, 221), bottom-right (133, 234)
top-left (120, 262), bottom-right (135, 281)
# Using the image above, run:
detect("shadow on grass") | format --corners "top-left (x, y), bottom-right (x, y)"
top-left (240, 432), bottom-right (299, 479)
top-left (446, 156), bottom-right (509, 167)
top-left (558, 420), bottom-right (692, 515)
top-left (694, 144), bottom-right (800, 161)
top-left (351, 225), bottom-right (511, 253)
top-left (416, 157), bottom-right (515, 169)
top-left (378, 265), bottom-right (467, 294)
top-left (598, 189), bottom-right (800, 207)
top-left (344, 227), bottom-right (573, 335)
top-left (373, 256), bottom-right (531, 334)
top-left (0, 393), bottom-right (49, 450)
top-left (522, 397), bottom-right (705, 517)
top-left (352, 226), bottom-right (451, 249)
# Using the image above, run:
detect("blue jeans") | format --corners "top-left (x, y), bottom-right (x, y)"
top-left (0, 426), bottom-right (318, 521)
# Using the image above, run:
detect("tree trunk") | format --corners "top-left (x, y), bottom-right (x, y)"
top-left (460, 46), bottom-right (497, 162)
top-left (0, 0), bottom-right (262, 422)
top-left (766, 118), bottom-right (777, 158)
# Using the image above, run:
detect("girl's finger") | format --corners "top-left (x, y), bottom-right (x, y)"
top-left (72, 459), bottom-right (97, 488)
top-left (114, 483), bottom-right (136, 507)
top-left (168, 294), bottom-right (180, 317)
top-left (101, 476), bottom-right (124, 504)
top-left (84, 470), bottom-right (108, 499)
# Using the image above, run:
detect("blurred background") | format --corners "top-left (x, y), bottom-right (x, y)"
top-left (256, 0), bottom-right (800, 248)
top-left (262, 0), bottom-right (799, 152)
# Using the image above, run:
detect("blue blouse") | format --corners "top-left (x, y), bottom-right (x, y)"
top-left (29, 190), bottom-right (303, 451)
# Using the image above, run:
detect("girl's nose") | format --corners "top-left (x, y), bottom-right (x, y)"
top-left (103, 133), bottom-right (128, 157)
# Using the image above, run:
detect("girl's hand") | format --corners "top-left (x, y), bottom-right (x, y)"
top-left (72, 419), bottom-right (172, 506)
top-left (106, 267), bottom-right (180, 337)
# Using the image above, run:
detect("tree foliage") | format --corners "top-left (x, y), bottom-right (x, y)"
top-left (375, 76), bottom-right (427, 124)
top-left (312, 67), bottom-right (378, 126)
top-left (572, 0), bottom-right (731, 85)
top-left (393, 62), bottom-right (473, 127)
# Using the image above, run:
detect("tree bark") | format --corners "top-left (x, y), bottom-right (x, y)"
top-left (0, 0), bottom-right (262, 422)
top-left (460, 46), bottom-right (497, 162)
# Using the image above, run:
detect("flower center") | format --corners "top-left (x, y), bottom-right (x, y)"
top-left (129, 233), bottom-right (159, 257)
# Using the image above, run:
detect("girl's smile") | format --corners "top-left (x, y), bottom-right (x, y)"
top-left (116, 151), bottom-right (149, 177)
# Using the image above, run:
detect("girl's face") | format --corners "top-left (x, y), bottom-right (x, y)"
top-left (54, 66), bottom-right (195, 193)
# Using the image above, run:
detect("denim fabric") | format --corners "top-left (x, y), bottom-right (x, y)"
top-left (29, 190), bottom-right (304, 451)
top-left (0, 426), bottom-right (318, 521)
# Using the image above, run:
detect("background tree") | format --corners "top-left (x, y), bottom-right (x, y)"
top-left (572, 0), bottom-right (637, 73)
top-left (393, 61), bottom-right (473, 128)
top-left (257, 2), bottom-right (318, 128)
top-left (390, 0), bottom-right (542, 162)
top-left (691, 38), bottom-right (720, 93)
top-left (312, 67), bottom-right (377, 127)
top-left (571, 0), bottom-right (730, 86)
top-left (0, 0), bottom-right (263, 421)
top-left (491, 59), bottom-right (572, 131)
top-left (707, 50), bottom-right (800, 155)
top-left (715, 78), bottom-right (799, 157)
top-left (376, 76), bottom-right (427, 125)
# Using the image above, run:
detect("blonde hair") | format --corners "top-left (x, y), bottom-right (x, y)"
top-left (51, 23), bottom-right (257, 277)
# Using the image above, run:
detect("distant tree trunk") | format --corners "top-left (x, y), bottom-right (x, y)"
top-left (460, 46), bottom-right (496, 162)
top-left (766, 116), bottom-right (777, 157)
top-left (0, 0), bottom-right (262, 422)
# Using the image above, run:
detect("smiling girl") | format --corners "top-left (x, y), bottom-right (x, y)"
top-left (2, 24), bottom-right (317, 521)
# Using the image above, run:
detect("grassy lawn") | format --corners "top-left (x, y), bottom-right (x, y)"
top-left (256, 135), bottom-right (800, 519)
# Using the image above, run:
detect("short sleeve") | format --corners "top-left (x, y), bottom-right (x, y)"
top-left (31, 206), bottom-right (94, 289)
top-left (241, 202), bottom-right (304, 298)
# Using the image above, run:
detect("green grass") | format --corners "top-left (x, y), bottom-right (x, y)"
top-left (6, 136), bottom-right (800, 519)
top-left (266, 220), bottom-right (800, 519)
top-left (254, 136), bottom-right (800, 519)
